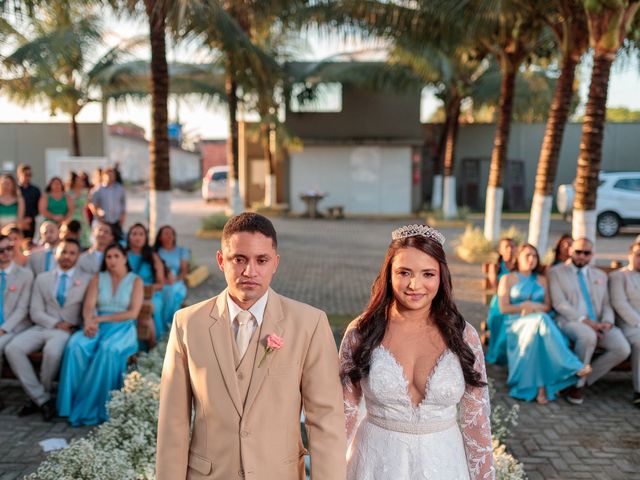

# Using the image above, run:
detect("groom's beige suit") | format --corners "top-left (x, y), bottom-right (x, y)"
top-left (156, 288), bottom-right (346, 480)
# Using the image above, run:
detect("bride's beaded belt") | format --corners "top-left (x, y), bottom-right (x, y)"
top-left (366, 414), bottom-right (457, 434)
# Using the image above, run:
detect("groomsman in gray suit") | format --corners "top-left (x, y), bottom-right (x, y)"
top-left (609, 241), bottom-right (640, 407)
top-left (28, 221), bottom-right (60, 276)
top-left (549, 237), bottom-right (631, 405)
top-left (5, 239), bottom-right (91, 420)
top-left (76, 221), bottom-right (114, 276)
top-left (0, 234), bottom-right (34, 377)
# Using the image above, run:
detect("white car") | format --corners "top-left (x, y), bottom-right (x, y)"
top-left (556, 171), bottom-right (640, 237)
top-left (202, 165), bottom-right (228, 202)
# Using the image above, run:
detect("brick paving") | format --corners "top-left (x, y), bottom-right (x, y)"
top-left (1, 194), bottom-right (639, 478)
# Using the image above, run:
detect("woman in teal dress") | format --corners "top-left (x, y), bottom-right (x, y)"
top-left (66, 171), bottom-right (91, 249)
top-left (485, 237), bottom-right (516, 364)
top-left (57, 243), bottom-right (143, 426)
top-left (38, 176), bottom-right (74, 225)
top-left (154, 225), bottom-right (189, 327)
top-left (498, 243), bottom-right (591, 404)
top-left (126, 223), bottom-right (165, 341)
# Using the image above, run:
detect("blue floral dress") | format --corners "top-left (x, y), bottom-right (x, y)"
top-left (57, 271), bottom-right (138, 426)
top-left (157, 246), bottom-right (189, 327)
top-left (505, 273), bottom-right (584, 401)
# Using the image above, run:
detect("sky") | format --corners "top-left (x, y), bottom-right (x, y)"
top-left (0, 18), bottom-right (639, 141)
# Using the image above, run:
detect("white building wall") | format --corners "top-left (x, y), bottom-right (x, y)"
top-left (290, 145), bottom-right (412, 215)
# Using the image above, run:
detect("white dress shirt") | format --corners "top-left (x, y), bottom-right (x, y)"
top-left (226, 291), bottom-right (269, 339)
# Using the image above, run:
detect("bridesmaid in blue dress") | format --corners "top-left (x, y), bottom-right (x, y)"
top-left (126, 223), bottom-right (165, 341)
top-left (485, 238), bottom-right (516, 364)
top-left (498, 243), bottom-right (591, 404)
top-left (154, 225), bottom-right (189, 327)
top-left (57, 243), bottom-right (143, 426)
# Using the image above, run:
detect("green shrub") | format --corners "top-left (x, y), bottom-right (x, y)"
top-left (201, 213), bottom-right (229, 231)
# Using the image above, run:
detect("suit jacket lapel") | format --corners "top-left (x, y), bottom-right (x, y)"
top-left (208, 290), bottom-right (244, 417)
top-left (243, 288), bottom-right (285, 414)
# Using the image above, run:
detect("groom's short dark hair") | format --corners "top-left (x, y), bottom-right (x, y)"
top-left (222, 212), bottom-right (278, 248)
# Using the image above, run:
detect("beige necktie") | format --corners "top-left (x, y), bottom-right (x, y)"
top-left (235, 310), bottom-right (254, 358)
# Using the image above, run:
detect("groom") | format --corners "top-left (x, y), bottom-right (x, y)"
top-left (156, 213), bottom-right (346, 480)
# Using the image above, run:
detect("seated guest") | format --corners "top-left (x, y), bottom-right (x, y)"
top-left (485, 237), bottom-right (516, 364)
top-left (154, 225), bottom-right (189, 327)
top-left (59, 219), bottom-right (82, 244)
top-left (57, 243), bottom-right (143, 426)
top-left (126, 223), bottom-right (165, 341)
top-left (5, 239), bottom-right (91, 421)
top-left (498, 243), bottom-right (590, 403)
top-left (609, 242), bottom-right (640, 407)
top-left (76, 221), bottom-right (114, 275)
top-left (28, 221), bottom-right (60, 275)
top-left (549, 237), bottom-right (631, 405)
top-left (0, 234), bottom-right (34, 378)
top-left (1, 224), bottom-right (28, 267)
top-left (552, 234), bottom-right (573, 266)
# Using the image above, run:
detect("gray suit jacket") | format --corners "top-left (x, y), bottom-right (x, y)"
top-left (609, 267), bottom-right (640, 329)
top-left (27, 248), bottom-right (56, 276)
top-left (77, 250), bottom-right (103, 276)
top-left (549, 262), bottom-right (614, 326)
top-left (1, 263), bottom-right (34, 333)
top-left (30, 269), bottom-right (92, 329)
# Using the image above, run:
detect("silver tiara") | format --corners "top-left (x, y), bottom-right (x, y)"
top-left (391, 224), bottom-right (446, 246)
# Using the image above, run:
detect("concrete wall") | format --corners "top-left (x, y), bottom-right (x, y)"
top-left (290, 145), bottom-right (412, 215)
top-left (0, 123), bottom-right (103, 186)
top-left (443, 122), bottom-right (640, 209)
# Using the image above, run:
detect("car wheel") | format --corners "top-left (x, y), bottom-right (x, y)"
top-left (596, 212), bottom-right (620, 237)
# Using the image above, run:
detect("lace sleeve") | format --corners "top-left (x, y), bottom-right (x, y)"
top-left (460, 323), bottom-right (495, 480)
top-left (339, 324), bottom-right (363, 445)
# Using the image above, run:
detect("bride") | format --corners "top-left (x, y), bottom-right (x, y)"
top-left (340, 225), bottom-right (495, 479)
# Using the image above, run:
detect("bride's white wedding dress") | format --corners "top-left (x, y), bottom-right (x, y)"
top-left (340, 323), bottom-right (495, 480)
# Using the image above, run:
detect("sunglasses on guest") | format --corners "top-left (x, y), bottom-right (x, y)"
top-left (574, 250), bottom-right (592, 256)
top-left (0, 245), bottom-right (13, 253)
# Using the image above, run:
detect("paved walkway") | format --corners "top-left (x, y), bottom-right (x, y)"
top-left (1, 193), bottom-right (639, 478)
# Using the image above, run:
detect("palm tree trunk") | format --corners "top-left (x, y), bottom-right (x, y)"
top-left (442, 94), bottom-right (461, 219)
top-left (484, 60), bottom-right (517, 242)
top-left (430, 121), bottom-right (447, 210)
top-left (70, 113), bottom-right (81, 157)
top-left (572, 51), bottom-right (614, 240)
top-left (145, 0), bottom-right (171, 237)
top-left (528, 53), bottom-right (578, 253)
top-left (226, 56), bottom-right (243, 215)
top-left (261, 121), bottom-right (276, 207)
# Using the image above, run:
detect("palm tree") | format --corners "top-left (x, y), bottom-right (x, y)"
top-left (0, 5), bottom-right (111, 156)
top-left (572, 0), bottom-right (640, 240)
top-left (526, 0), bottom-right (589, 254)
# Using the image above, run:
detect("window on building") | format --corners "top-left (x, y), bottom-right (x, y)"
top-left (289, 82), bottom-right (342, 112)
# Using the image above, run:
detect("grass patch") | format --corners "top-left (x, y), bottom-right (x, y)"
top-left (201, 213), bottom-right (229, 231)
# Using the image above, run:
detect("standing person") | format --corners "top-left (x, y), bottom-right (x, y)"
top-left (17, 164), bottom-right (41, 240)
top-left (89, 167), bottom-right (126, 241)
top-left (5, 239), bottom-right (91, 421)
top-left (156, 213), bottom-right (346, 480)
top-left (76, 221), bottom-right (114, 276)
top-left (0, 174), bottom-right (25, 229)
top-left (340, 225), bottom-right (494, 480)
top-left (66, 171), bottom-right (91, 249)
top-left (0, 234), bottom-right (34, 379)
top-left (609, 242), bottom-right (640, 407)
top-left (27, 221), bottom-right (60, 275)
top-left (498, 243), bottom-right (590, 404)
top-left (126, 223), bottom-right (165, 341)
top-left (154, 225), bottom-right (189, 328)
top-left (39, 177), bottom-right (74, 225)
top-left (485, 237), bottom-right (516, 365)
top-left (549, 237), bottom-right (631, 405)
top-left (57, 243), bottom-right (143, 426)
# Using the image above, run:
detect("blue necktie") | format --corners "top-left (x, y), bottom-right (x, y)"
top-left (44, 250), bottom-right (53, 272)
top-left (0, 272), bottom-right (5, 325)
top-left (56, 273), bottom-right (68, 307)
top-left (577, 269), bottom-right (596, 321)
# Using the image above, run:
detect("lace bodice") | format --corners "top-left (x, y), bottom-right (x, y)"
top-left (340, 322), bottom-right (495, 480)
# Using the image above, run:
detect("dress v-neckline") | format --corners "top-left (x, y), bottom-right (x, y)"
top-left (377, 345), bottom-right (451, 410)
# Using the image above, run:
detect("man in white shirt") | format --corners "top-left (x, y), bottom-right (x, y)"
top-left (6, 239), bottom-right (92, 421)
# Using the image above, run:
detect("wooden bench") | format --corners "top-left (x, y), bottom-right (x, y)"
top-left (326, 205), bottom-right (345, 219)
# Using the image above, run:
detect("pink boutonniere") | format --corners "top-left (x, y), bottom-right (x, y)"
top-left (74, 280), bottom-right (82, 286)
top-left (258, 334), bottom-right (284, 367)
top-left (8, 285), bottom-right (17, 292)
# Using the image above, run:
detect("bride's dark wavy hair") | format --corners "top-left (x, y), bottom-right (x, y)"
top-left (344, 234), bottom-right (485, 388)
